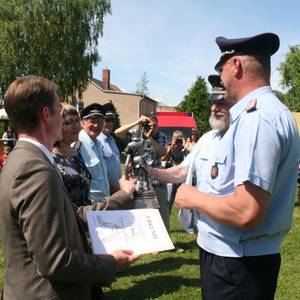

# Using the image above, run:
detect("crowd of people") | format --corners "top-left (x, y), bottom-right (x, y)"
top-left (0, 31), bottom-right (299, 300)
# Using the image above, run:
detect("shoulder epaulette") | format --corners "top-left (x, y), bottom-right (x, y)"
top-left (246, 99), bottom-right (257, 113)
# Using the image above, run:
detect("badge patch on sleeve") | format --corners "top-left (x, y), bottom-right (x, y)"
top-left (211, 164), bottom-right (219, 179)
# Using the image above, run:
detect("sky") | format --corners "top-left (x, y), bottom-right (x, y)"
top-left (93, 0), bottom-right (300, 106)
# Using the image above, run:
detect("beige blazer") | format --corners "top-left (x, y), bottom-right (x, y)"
top-left (0, 141), bottom-right (131, 300)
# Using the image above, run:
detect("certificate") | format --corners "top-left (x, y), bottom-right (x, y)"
top-left (86, 209), bottom-right (174, 254)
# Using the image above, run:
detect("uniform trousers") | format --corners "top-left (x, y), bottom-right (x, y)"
top-left (199, 247), bottom-right (281, 300)
top-left (154, 184), bottom-right (169, 232)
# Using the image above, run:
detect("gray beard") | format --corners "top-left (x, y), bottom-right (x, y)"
top-left (209, 113), bottom-right (229, 133)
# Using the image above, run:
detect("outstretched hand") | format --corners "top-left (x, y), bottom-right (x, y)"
top-left (110, 249), bottom-right (140, 270)
top-left (119, 176), bottom-right (137, 199)
top-left (175, 183), bottom-right (198, 209)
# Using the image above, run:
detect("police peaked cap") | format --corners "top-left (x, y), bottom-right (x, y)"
top-left (215, 32), bottom-right (280, 71)
top-left (102, 102), bottom-right (116, 119)
top-left (208, 74), bottom-right (225, 101)
top-left (80, 103), bottom-right (105, 119)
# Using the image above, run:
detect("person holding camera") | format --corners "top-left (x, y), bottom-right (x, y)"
top-left (164, 130), bottom-right (189, 168)
top-left (115, 114), bottom-right (170, 232)
top-left (185, 128), bottom-right (200, 153)
top-left (163, 131), bottom-right (190, 215)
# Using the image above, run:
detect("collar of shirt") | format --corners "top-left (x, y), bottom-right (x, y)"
top-left (230, 86), bottom-right (273, 123)
top-left (79, 130), bottom-right (98, 148)
top-left (99, 132), bottom-right (109, 141)
top-left (18, 137), bottom-right (55, 164)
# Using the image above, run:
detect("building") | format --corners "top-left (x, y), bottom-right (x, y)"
top-left (292, 112), bottom-right (300, 132)
top-left (80, 69), bottom-right (158, 125)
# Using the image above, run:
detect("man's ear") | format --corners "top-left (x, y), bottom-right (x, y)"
top-left (233, 57), bottom-right (243, 78)
top-left (39, 106), bottom-right (50, 124)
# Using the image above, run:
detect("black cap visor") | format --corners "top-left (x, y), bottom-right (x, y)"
top-left (209, 93), bottom-right (225, 101)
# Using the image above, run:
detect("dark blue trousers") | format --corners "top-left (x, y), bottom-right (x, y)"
top-left (199, 247), bottom-right (281, 300)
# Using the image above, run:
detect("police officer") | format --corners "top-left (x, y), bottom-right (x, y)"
top-left (97, 103), bottom-right (122, 194)
top-left (175, 33), bottom-right (300, 300)
top-left (78, 103), bottom-right (110, 203)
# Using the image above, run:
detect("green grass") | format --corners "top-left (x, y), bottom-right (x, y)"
top-left (0, 206), bottom-right (299, 299)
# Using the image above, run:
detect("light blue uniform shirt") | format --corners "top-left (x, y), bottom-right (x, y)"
top-left (97, 132), bottom-right (122, 190)
top-left (78, 130), bottom-right (110, 203)
top-left (184, 86), bottom-right (300, 257)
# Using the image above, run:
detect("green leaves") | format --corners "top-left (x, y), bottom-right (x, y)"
top-left (278, 45), bottom-right (300, 112)
top-left (176, 76), bottom-right (210, 134)
top-left (0, 0), bottom-right (111, 102)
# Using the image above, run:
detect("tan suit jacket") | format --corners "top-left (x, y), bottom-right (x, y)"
top-left (0, 141), bottom-right (132, 299)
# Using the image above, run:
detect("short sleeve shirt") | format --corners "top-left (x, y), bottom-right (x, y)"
top-left (98, 133), bottom-right (122, 189)
top-left (185, 87), bottom-right (300, 257)
top-left (78, 130), bottom-right (110, 203)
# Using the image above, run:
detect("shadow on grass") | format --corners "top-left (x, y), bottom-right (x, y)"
top-left (173, 239), bottom-right (198, 251)
top-left (104, 275), bottom-right (200, 300)
top-left (119, 256), bottom-right (198, 276)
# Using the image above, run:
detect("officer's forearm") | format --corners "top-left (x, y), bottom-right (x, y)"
top-left (176, 181), bottom-right (270, 231)
top-left (114, 120), bottom-right (140, 139)
top-left (151, 165), bottom-right (188, 183)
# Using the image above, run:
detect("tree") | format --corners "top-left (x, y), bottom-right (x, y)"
top-left (278, 45), bottom-right (300, 111)
top-left (176, 76), bottom-right (211, 134)
top-left (135, 72), bottom-right (149, 95)
top-left (0, 0), bottom-right (111, 102)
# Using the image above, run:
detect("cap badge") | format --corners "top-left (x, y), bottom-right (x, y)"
top-left (246, 99), bottom-right (257, 113)
top-left (221, 49), bottom-right (235, 57)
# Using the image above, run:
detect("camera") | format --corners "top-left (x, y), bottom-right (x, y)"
top-left (175, 138), bottom-right (183, 145)
top-left (142, 120), bottom-right (150, 131)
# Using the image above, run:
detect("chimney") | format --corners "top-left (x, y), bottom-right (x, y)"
top-left (102, 68), bottom-right (110, 90)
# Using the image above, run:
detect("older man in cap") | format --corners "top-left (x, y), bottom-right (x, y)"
top-left (150, 73), bottom-right (232, 227)
top-left (175, 33), bottom-right (300, 299)
top-left (97, 103), bottom-right (122, 194)
top-left (78, 103), bottom-right (111, 203)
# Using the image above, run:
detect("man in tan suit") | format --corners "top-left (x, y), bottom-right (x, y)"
top-left (0, 75), bottom-right (139, 300)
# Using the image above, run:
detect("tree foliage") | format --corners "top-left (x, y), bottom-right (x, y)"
top-left (135, 72), bottom-right (149, 95)
top-left (176, 76), bottom-right (210, 134)
top-left (0, 0), bottom-right (111, 103)
top-left (278, 45), bottom-right (300, 111)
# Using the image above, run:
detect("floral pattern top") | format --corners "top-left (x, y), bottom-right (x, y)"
top-left (53, 151), bottom-right (92, 206)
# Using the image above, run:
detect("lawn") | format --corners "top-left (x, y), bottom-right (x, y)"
top-left (0, 205), bottom-right (299, 299)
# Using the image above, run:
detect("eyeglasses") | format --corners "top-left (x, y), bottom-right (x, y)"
top-left (105, 118), bottom-right (115, 123)
top-left (217, 58), bottom-right (232, 75)
top-left (51, 105), bottom-right (63, 113)
top-left (85, 117), bottom-right (104, 124)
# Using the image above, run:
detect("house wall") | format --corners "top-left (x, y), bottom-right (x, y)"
top-left (140, 98), bottom-right (157, 116)
top-left (81, 83), bottom-right (156, 125)
top-left (292, 112), bottom-right (300, 132)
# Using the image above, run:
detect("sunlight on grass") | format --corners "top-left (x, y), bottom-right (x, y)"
top-left (0, 202), bottom-right (299, 299)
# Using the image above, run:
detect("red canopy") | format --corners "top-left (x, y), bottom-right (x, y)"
top-left (157, 114), bottom-right (196, 128)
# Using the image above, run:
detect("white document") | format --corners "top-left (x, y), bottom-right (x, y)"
top-left (86, 209), bottom-right (175, 255)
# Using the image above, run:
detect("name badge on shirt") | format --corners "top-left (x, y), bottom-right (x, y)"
top-left (211, 163), bottom-right (218, 179)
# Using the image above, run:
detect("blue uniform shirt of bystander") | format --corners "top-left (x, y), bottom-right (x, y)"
top-left (98, 132), bottom-right (122, 190)
top-left (78, 130), bottom-right (110, 203)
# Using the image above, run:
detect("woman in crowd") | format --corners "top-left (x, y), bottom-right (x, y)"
top-left (52, 104), bottom-right (92, 206)
top-left (52, 104), bottom-right (137, 299)
top-left (164, 130), bottom-right (189, 214)
top-left (2, 124), bottom-right (17, 148)
top-left (185, 128), bottom-right (199, 152)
